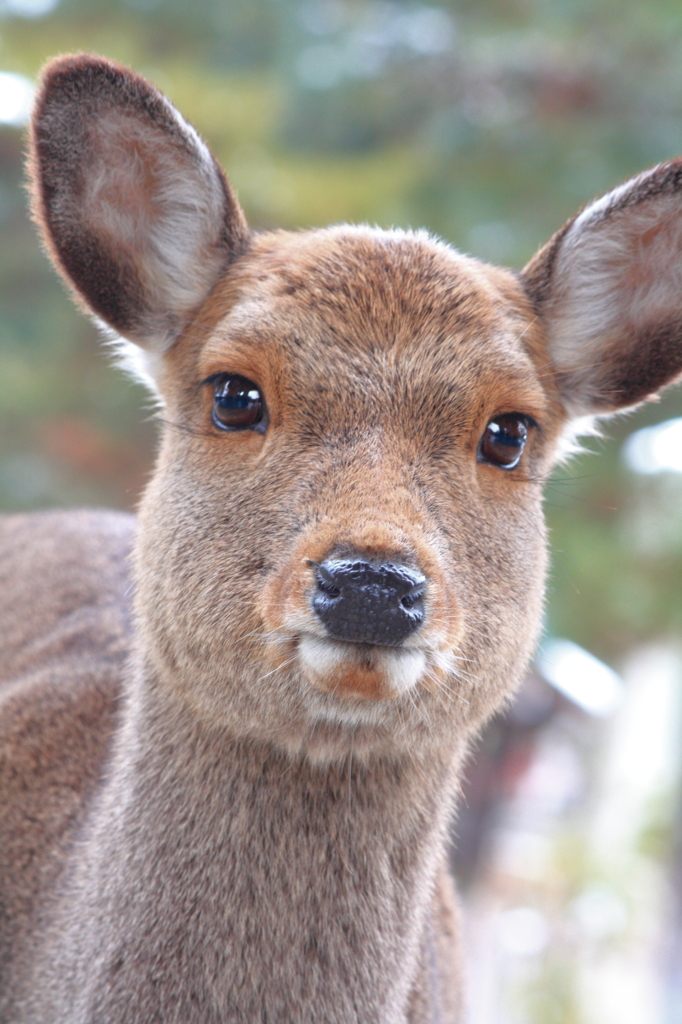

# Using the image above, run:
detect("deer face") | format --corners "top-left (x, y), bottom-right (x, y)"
top-left (133, 227), bottom-right (557, 760)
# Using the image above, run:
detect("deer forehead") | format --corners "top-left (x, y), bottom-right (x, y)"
top-left (187, 226), bottom-right (548, 426)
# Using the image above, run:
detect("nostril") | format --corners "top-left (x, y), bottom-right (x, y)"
top-left (315, 566), bottom-right (341, 599)
top-left (400, 586), bottom-right (424, 611)
top-left (317, 579), bottom-right (341, 598)
top-left (307, 561), bottom-right (341, 599)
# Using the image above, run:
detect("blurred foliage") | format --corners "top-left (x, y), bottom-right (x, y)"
top-left (0, 0), bottom-right (680, 663)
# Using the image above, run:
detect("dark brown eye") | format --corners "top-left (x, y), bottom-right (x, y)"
top-left (209, 374), bottom-right (265, 432)
top-left (479, 414), bottom-right (531, 469)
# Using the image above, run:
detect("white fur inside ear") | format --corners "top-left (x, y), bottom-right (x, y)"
top-left (554, 414), bottom-right (599, 463)
top-left (107, 334), bottom-right (165, 405)
top-left (85, 101), bottom-right (229, 350)
top-left (544, 175), bottom-right (682, 413)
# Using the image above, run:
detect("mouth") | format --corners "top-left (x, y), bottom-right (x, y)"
top-left (296, 633), bottom-right (427, 701)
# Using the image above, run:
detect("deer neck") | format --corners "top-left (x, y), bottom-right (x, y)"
top-left (40, 664), bottom-right (464, 1023)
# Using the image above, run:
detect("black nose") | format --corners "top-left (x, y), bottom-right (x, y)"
top-left (311, 559), bottom-right (426, 646)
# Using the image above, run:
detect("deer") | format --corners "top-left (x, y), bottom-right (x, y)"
top-left (0, 52), bottom-right (681, 1024)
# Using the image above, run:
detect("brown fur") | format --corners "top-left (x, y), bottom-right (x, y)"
top-left (1, 55), bottom-right (682, 1023)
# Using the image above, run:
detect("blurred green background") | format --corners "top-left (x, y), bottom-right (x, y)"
top-left (0, 0), bottom-right (680, 667)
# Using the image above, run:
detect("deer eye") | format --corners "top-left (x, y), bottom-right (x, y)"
top-left (479, 414), bottom-right (531, 469)
top-left (208, 374), bottom-right (265, 432)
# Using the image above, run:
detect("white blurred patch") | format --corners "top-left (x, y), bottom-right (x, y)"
top-left (537, 638), bottom-right (623, 717)
top-left (497, 906), bottom-right (549, 957)
top-left (0, 71), bottom-right (33, 125)
top-left (570, 885), bottom-right (628, 940)
top-left (0, 0), bottom-right (59, 16)
top-left (622, 416), bottom-right (682, 474)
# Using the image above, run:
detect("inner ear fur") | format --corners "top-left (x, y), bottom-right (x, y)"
top-left (29, 54), bottom-right (249, 350)
top-left (522, 159), bottom-right (682, 416)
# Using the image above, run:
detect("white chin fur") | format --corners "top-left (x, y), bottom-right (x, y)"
top-left (297, 635), bottom-right (426, 696)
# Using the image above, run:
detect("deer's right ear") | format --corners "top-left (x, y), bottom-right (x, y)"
top-left (522, 160), bottom-right (682, 417)
top-left (28, 54), bottom-right (248, 351)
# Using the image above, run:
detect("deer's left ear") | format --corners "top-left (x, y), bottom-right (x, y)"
top-left (522, 160), bottom-right (682, 416)
top-left (29, 54), bottom-right (249, 352)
